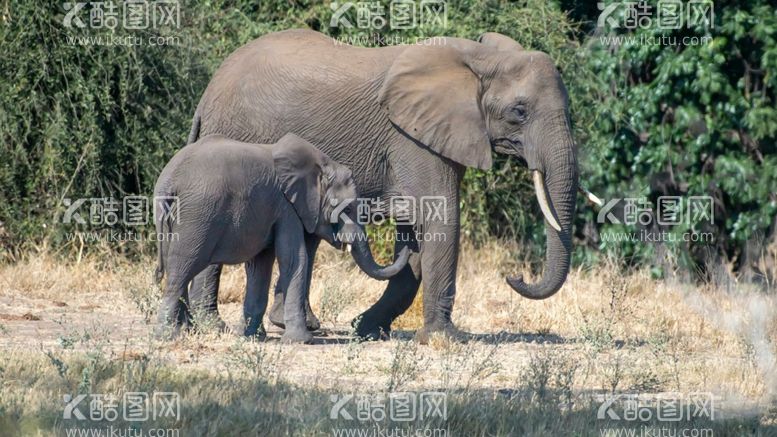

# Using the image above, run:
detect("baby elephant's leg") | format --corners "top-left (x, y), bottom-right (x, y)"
top-left (155, 270), bottom-right (192, 340)
top-left (156, 236), bottom-right (209, 340)
top-left (188, 264), bottom-right (226, 332)
top-left (276, 239), bottom-right (313, 344)
top-left (268, 234), bottom-right (321, 331)
top-left (243, 250), bottom-right (275, 338)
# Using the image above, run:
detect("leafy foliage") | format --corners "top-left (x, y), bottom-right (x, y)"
top-left (573, 0), bottom-right (777, 277)
top-left (0, 1), bottom-right (319, 259)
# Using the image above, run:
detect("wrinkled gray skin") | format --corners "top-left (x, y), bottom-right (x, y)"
top-left (187, 29), bottom-right (579, 343)
top-left (154, 133), bottom-right (410, 343)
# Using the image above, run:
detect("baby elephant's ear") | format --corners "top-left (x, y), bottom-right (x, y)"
top-left (272, 134), bottom-right (323, 234)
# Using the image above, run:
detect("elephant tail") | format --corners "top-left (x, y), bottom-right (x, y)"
top-left (187, 107), bottom-right (201, 145)
top-left (154, 211), bottom-right (165, 284)
top-left (154, 251), bottom-right (164, 284)
top-left (154, 196), bottom-right (176, 284)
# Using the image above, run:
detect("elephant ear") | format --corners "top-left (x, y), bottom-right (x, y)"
top-left (477, 32), bottom-right (524, 51)
top-left (378, 45), bottom-right (492, 170)
top-left (272, 133), bottom-right (323, 234)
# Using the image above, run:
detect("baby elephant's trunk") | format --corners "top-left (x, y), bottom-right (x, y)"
top-left (349, 228), bottom-right (411, 280)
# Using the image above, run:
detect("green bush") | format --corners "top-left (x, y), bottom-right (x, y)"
top-left (0, 1), bottom-right (323, 259)
top-left (573, 0), bottom-right (777, 278)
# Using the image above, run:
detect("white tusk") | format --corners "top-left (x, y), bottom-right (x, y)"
top-left (346, 243), bottom-right (352, 253)
top-left (533, 170), bottom-right (562, 232)
top-left (579, 186), bottom-right (604, 207)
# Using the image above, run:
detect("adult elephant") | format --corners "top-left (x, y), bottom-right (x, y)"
top-left (186, 29), bottom-right (579, 342)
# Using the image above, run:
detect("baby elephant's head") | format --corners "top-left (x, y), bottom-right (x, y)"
top-left (272, 133), bottom-right (409, 280)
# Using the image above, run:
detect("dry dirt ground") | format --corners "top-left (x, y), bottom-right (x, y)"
top-left (1, 242), bottom-right (776, 431)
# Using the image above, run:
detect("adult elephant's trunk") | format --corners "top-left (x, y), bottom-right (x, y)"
top-left (349, 227), bottom-right (411, 280)
top-left (507, 116), bottom-right (578, 300)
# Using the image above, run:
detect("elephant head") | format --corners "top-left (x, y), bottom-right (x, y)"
top-left (378, 33), bottom-right (579, 299)
top-left (272, 134), bottom-right (410, 280)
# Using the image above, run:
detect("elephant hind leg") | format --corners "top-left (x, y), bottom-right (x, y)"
top-left (156, 269), bottom-right (197, 340)
top-left (188, 264), bottom-right (227, 332)
top-left (268, 281), bottom-right (285, 328)
top-left (243, 250), bottom-right (275, 338)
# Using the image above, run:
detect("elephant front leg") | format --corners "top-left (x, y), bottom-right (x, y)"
top-left (268, 233), bottom-right (322, 331)
top-left (354, 225), bottom-right (421, 340)
top-left (275, 230), bottom-right (313, 344)
top-left (414, 219), bottom-right (465, 344)
top-left (243, 250), bottom-right (275, 339)
top-left (188, 264), bottom-right (227, 332)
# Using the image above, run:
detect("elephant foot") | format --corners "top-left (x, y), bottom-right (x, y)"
top-left (351, 315), bottom-right (391, 342)
top-left (191, 312), bottom-right (228, 334)
top-left (268, 302), bottom-right (285, 329)
top-left (281, 327), bottom-right (314, 344)
top-left (306, 311), bottom-right (321, 331)
top-left (189, 307), bottom-right (230, 332)
top-left (357, 326), bottom-right (390, 342)
top-left (415, 323), bottom-right (468, 345)
top-left (243, 321), bottom-right (267, 340)
top-left (269, 307), bottom-right (321, 331)
top-left (153, 322), bottom-right (185, 341)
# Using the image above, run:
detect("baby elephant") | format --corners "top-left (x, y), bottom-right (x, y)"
top-left (154, 133), bottom-right (410, 343)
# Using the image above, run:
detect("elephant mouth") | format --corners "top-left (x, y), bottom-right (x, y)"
top-left (493, 138), bottom-right (529, 167)
top-left (492, 138), bottom-right (523, 157)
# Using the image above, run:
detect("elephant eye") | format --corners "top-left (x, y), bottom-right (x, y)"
top-left (512, 104), bottom-right (529, 122)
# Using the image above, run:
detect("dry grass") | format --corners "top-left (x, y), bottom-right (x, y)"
top-left (0, 242), bottom-right (776, 434)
